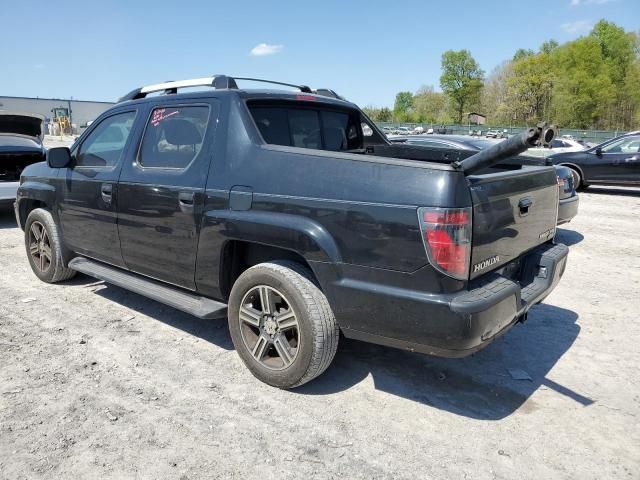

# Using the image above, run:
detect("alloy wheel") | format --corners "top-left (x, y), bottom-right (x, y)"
top-left (238, 285), bottom-right (301, 370)
top-left (28, 221), bottom-right (52, 273)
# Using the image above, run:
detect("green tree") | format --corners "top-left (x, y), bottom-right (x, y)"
top-left (504, 50), bottom-right (554, 124)
top-left (413, 86), bottom-right (449, 124)
top-left (378, 107), bottom-right (393, 122)
top-left (589, 20), bottom-right (639, 129)
top-left (513, 48), bottom-right (535, 61)
top-left (481, 61), bottom-right (514, 125)
top-left (393, 91), bottom-right (415, 121)
top-left (551, 36), bottom-right (616, 129)
top-left (479, 21), bottom-right (639, 130)
top-left (362, 106), bottom-right (394, 123)
top-left (540, 40), bottom-right (559, 55)
top-left (439, 50), bottom-right (484, 123)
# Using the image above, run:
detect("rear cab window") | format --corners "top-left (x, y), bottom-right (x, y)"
top-left (248, 101), bottom-right (362, 152)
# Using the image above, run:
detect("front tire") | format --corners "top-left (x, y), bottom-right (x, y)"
top-left (24, 208), bottom-right (76, 283)
top-left (566, 166), bottom-right (588, 190)
top-left (228, 261), bottom-right (339, 388)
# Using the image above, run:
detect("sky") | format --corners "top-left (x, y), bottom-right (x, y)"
top-left (1, 0), bottom-right (638, 108)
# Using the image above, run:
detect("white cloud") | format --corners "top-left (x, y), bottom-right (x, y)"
top-left (570, 0), bottom-right (616, 6)
top-left (250, 43), bottom-right (284, 56)
top-left (561, 19), bottom-right (593, 33)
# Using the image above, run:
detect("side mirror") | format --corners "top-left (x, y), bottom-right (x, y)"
top-left (47, 147), bottom-right (72, 168)
top-left (595, 147), bottom-right (602, 156)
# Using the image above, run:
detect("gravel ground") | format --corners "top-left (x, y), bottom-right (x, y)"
top-left (0, 187), bottom-right (639, 480)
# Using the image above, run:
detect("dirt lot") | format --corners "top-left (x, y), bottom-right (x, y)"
top-left (1, 187), bottom-right (639, 480)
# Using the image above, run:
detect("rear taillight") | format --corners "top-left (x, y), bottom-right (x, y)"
top-left (417, 207), bottom-right (472, 280)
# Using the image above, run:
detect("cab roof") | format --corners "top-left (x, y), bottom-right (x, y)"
top-left (117, 75), bottom-right (355, 109)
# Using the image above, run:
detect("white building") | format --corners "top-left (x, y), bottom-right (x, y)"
top-left (0, 96), bottom-right (115, 133)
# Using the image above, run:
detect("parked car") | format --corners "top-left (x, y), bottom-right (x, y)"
top-left (0, 112), bottom-right (46, 208)
top-left (485, 130), bottom-right (503, 138)
top-left (389, 134), bottom-right (579, 225)
top-left (548, 131), bottom-right (640, 189)
top-left (396, 126), bottom-right (412, 135)
top-left (15, 75), bottom-right (568, 388)
top-left (524, 138), bottom-right (586, 159)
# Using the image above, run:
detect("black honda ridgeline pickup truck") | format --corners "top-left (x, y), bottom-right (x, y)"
top-left (15, 76), bottom-right (569, 388)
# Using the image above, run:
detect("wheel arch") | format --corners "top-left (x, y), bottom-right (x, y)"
top-left (197, 209), bottom-right (342, 301)
top-left (16, 181), bottom-right (57, 230)
top-left (218, 240), bottom-right (326, 301)
top-left (558, 162), bottom-right (586, 183)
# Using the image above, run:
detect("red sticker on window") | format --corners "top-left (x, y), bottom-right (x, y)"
top-left (151, 108), bottom-right (179, 127)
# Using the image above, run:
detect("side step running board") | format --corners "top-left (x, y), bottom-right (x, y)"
top-left (68, 257), bottom-right (227, 319)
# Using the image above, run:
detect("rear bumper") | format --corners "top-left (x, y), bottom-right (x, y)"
top-left (557, 194), bottom-right (579, 225)
top-left (331, 243), bottom-right (569, 357)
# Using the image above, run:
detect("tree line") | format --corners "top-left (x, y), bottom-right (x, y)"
top-left (363, 20), bottom-right (640, 131)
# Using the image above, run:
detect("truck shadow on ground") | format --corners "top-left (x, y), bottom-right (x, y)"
top-left (555, 228), bottom-right (584, 246)
top-left (84, 278), bottom-right (586, 420)
top-left (584, 186), bottom-right (640, 197)
top-left (93, 281), bottom-right (234, 350)
top-left (0, 208), bottom-right (17, 229)
top-left (298, 304), bottom-right (587, 420)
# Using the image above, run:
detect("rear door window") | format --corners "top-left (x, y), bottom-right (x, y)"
top-left (249, 104), bottom-right (361, 152)
top-left (138, 106), bottom-right (210, 169)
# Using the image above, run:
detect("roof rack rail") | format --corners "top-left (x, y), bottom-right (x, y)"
top-left (118, 75), bottom-right (313, 102)
top-left (313, 88), bottom-right (345, 101)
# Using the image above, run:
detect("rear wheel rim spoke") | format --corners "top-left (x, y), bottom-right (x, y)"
top-left (259, 286), bottom-right (275, 315)
top-left (273, 335), bottom-right (293, 367)
top-left (240, 306), bottom-right (261, 327)
top-left (276, 310), bottom-right (297, 330)
top-left (30, 224), bottom-right (41, 241)
top-left (28, 221), bottom-right (51, 273)
top-left (251, 335), bottom-right (269, 361)
top-left (239, 284), bottom-right (301, 371)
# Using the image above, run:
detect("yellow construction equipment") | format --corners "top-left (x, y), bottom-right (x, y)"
top-left (51, 107), bottom-right (71, 137)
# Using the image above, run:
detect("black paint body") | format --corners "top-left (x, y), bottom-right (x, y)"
top-left (389, 134), bottom-right (579, 224)
top-left (548, 132), bottom-right (640, 186)
top-left (15, 89), bottom-right (568, 357)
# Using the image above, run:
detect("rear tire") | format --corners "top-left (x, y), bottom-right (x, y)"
top-left (24, 208), bottom-right (76, 283)
top-left (228, 261), bottom-right (339, 388)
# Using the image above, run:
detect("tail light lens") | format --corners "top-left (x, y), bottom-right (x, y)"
top-left (417, 207), bottom-right (472, 280)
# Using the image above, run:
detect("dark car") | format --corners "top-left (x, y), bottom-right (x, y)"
top-left (0, 112), bottom-right (46, 208)
top-left (389, 134), bottom-right (579, 225)
top-left (15, 75), bottom-right (568, 388)
top-left (548, 131), bottom-right (640, 189)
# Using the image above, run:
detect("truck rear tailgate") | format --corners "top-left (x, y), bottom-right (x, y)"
top-left (467, 166), bottom-right (558, 280)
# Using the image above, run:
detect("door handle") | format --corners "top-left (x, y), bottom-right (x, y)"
top-left (178, 191), bottom-right (195, 210)
top-left (624, 156), bottom-right (639, 162)
top-left (101, 183), bottom-right (113, 205)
